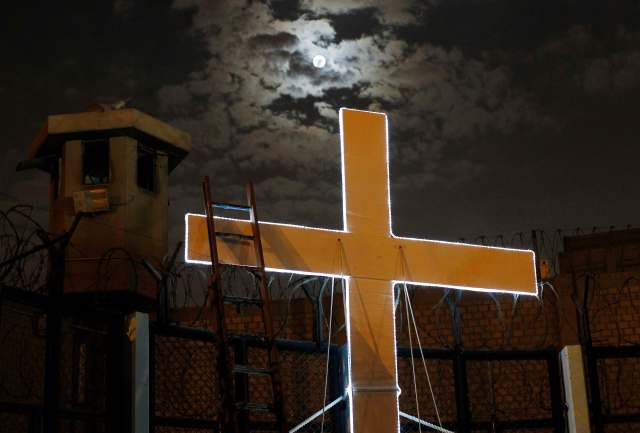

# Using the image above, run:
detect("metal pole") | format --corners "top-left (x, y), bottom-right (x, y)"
top-left (105, 315), bottom-right (128, 432)
top-left (149, 325), bottom-right (156, 433)
top-left (547, 350), bottom-right (566, 433)
top-left (579, 275), bottom-right (604, 433)
top-left (451, 292), bottom-right (470, 433)
top-left (42, 214), bottom-right (83, 433)
top-left (314, 285), bottom-right (325, 346)
top-left (43, 247), bottom-right (64, 433)
top-left (329, 346), bottom-right (347, 433)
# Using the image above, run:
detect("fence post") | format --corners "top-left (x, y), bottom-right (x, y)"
top-left (149, 324), bottom-right (156, 433)
top-left (560, 345), bottom-right (590, 433)
top-left (547, 348), bottom-right (566, 433)
top-left (0, 283), bottom-right (4, 336)
top-left (133, 312), bottom-right (150, 433)
top-left (332, 345), bottom-right (349, 433)
top-left (585, 343), bottom-right (604, 433)
top-left (313, 295), bottom-right (324, 346)
top-left (43, 247), bottom-right (64, 433)
top-left (453, 351), bottom-right (470, 432)
top-left (576, 275), bottom-right (604, 433)
top-left (452, 292), bottom-right (471, 433)
top-left (106, 315), bottom-right (129, 431)
top-left (329, 345), bottom-right (346, 433)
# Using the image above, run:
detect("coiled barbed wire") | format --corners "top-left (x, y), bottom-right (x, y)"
top-left (0, 205), bottom-right (48, 292)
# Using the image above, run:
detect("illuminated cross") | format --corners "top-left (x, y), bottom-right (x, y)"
top-left (185, 108), bottom-right (537, 433)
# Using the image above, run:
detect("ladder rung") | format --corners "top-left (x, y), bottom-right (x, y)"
top-left (212, 202), bottom-right (251, 212)
top-left (220, 263), bottom-right (260, 270)
top-left (235, 402), bottom-right (274, 412)
top-left (223, 296), bottom-right (263, 307)
top-left (233, 364), bottom-right (272, 375)
top-left (215, 231), bottom-right (254, 241)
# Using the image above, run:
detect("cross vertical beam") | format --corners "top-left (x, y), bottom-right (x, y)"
top-left (346, 277), bottom-right (399, 433)
top-left (340, 109), bottom-right (390, 234)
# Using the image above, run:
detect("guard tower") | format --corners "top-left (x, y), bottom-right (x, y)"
top-left (23, 106), bottom-right (191, 307)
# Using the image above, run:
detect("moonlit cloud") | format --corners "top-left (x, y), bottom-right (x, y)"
top-left (4, 1), bottom-right (640, 248)
top-left (300, 0), bottom-right (424, 25)
top-left (160, 0), bottom-right (556, 243)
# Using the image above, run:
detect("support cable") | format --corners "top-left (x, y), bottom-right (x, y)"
top-left (404, 284), bottom-right (423, 433)
top-left (404, 282), bottom-right (443, 428)
top-left (289, 395), bottom-right (345, 433)
top-left (399, 411), bottom-right (454, 433)
top-left (320, 276), bottom-right (335, 433)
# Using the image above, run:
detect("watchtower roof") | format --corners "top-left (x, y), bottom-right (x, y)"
top-left (28, 108), bottom-right (191, 172)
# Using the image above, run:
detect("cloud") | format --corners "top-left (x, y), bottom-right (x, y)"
top-left (612, 51), bottom-right (640, 91)
top-left (113, 0), bottom-right (134, 19)
top-left (159, 0), bottom-right (553, 239)
top-left (300, 0), bottom-right (425, 26)
top-left (535, 25), bottom-right (640, 95)
top-left (359, 44), bottom-right (551, 190)
top-left (249, 32), bottom-right (300, 50)
top-left (158, 84), bottom-right (193, 115)
top-left (314, 101), bottom-right (338, 120)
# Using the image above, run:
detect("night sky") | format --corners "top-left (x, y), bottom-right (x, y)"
top-left (2, 0), bottom-right (640, 249)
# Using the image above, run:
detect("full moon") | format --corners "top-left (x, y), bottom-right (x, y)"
top-left (312, 55), bottom-right (326, 68)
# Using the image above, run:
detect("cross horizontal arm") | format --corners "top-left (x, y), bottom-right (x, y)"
top-left (185, 214), bottom-right (537, 295)
top-left (185, 213), bottom-right (346, 277)
top-left (393, 235), bottom-right (537, 294)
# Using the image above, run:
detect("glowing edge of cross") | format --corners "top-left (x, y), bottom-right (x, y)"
top-left (288, 395), bottom-right (346, 433)
top-left (183, 107), bottom-right (539, 433)
top-left (399, 411), bottom-right (455, 433)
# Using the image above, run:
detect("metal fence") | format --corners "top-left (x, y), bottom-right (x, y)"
top-left (0, 287), bottom-right (128, 433)
top-left (585, 346), bottom-right (640, 433)
top-left (0, 296), bottom-right (46, 433)
top-left (150, 323), bottom-right (347, 433)
top-left (148, 317), bottom-right (566, 433)
top-left (575, 272), bottom-right (640, 433)
top-left (0, 284), bottom-right (583, 433)
top-left (3, 200), bottom-right (640, 433)
top-left (397, 348), bottom-right (564, 433)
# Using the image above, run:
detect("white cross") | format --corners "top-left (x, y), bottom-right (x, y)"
top-left (185, 108), bottom-right (537, 433)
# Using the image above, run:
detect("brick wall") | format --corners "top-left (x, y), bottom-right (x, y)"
top-left (392, 285), bottom-right (563, 350)
top-left (160, 234), bottom-right (640, 431)
top-left (170, 283), bottom-right (564, 351)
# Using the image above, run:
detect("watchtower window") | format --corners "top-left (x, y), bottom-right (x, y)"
top-left (82, 139), bottom-right (110, 185)
top-left (137, 145), bottom-right (156, 192)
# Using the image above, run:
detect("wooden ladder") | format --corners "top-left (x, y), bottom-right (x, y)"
top-left (202, 176), bottom-right (286, 433)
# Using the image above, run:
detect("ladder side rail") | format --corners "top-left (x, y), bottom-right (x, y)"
top-left (245, 181), bottom-right (287, 433)
top-left (203, 176), bottom-right (237, 433)
top-left (245, 181), bottom-right (277, 341)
